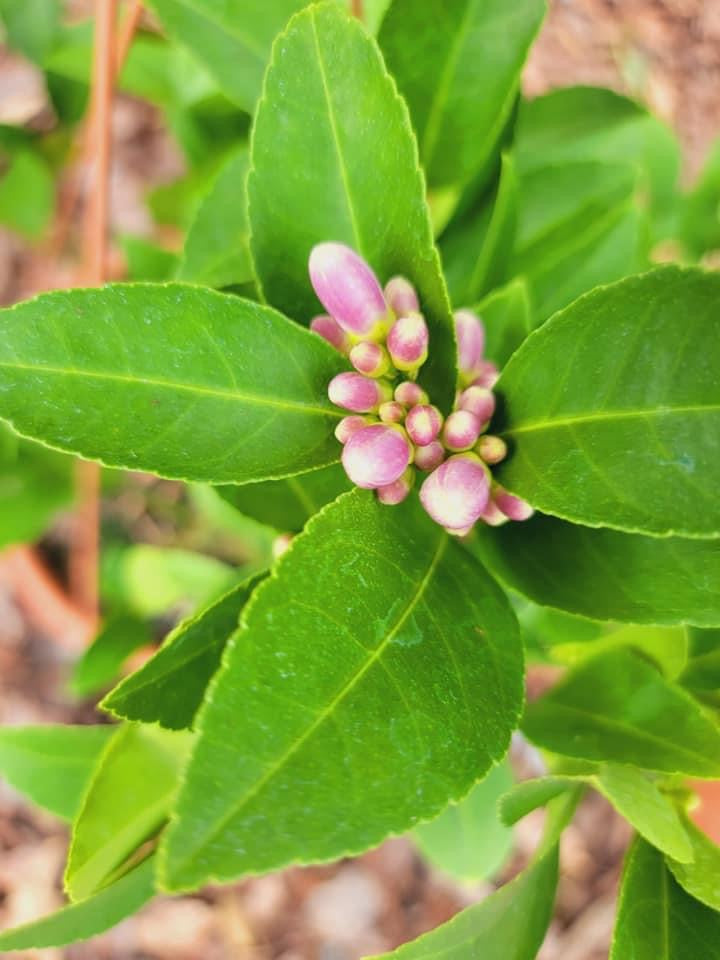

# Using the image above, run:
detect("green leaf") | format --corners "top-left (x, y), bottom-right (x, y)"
top-left (522, 647), bottom-right (720, 777)
top-left (611, 839), bottom-right (720, 960)
top-left (413, 760), bottom-right (513, 884)
top-left (0, 146), bottom-right (54, 239)
top-left (678, 140), bottom-right (720, 259)
top-left (70, 616), bottom-right (153, 699)
top-left (0, 856), bottom-right (155, 951)
top-left (680, 629), bottom-right (720, 692)
top-left (0, 0), bottom-right (60, 63)
top-left (248, 3), bottom-right (457, 412)
top-left (494, 267), bottom-right (720, 537)
top-left (473, 278), bottom-right (531, 369)
top-left (66, 724), bottom-right (192, 901)
top-left (103, 577), bottom-right (264, 730)
top-left (0, 284), bottom-right (345, 484)
top-left (378, 0), bottom-right (545, 191)
top-left (218, 463), bottom-right (350, 532)
top-left (548, 624), bottom-right (688, 680)
top-left (178, 147), bottom-right (253, 289)
top-left (499, 776), bottom-right (579, 826)
top-left (666, 816), bottom-right (720, 911)
top-left (120, 235), bottom-right (179, 282)
top-left (473, 514), bottom-right (720, 627)
top-left (160, 490), bottom-right (523, 890)
top-left (0, 725), bottom-right (113, 821)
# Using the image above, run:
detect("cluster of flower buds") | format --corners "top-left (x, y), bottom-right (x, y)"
top-left (309, 242), bottom-right (533, 536)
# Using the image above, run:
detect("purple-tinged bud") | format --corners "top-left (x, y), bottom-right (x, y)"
top-left (493, 486), bottom-right (535, 522)
top-left (419, 453), bottom-right (490, 533)
top-left (376, 468), bottom-right (414, 505)
top-left (335, 414), bottom-right (372, 444)
top-left (405, 404), bottom-right (443, 446)
top-left (479, 500), bottom-right (508, 527)
top-left (379, 400), bottom-right (406, 424)
top-left (349, 340), bottom-right (391, 378)
top-left (309, 243), bottom-right (387, 337)
top-left (395, 381), bottom-right (428, 406)
top-left (384, 276), bottom-right (419, 315)
top-left (472, 360), bottom-right (500, 390)
top-left (442, 409), bottom-right (481, 452)
top-left (387, 312), bottom-right (429, 372)
top-left (458, 385), bottom-right (495, 425)
top-left (476, 434), bottom-right (507, 465)
top-left (341, 424), bottom-right (411, 489)
top-left (455, 309), bottom-right (485, 381)
top-left (310, 314), bottom-right (349, 354)
top-left (272, 533), bottom-right (293, 559)
top-left (414, 440), bottom-right (445, 472)
top-left (328, 372), bottom-right (391, 413)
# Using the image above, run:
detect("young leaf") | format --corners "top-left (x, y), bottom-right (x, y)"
top-left (0, 855), bottom-right (155, 951)
top-left (499, 776), bottom-right (579, 826)
top-left (678, 140), bottom-right (720, 259)
top-left (494, 267), bottom-right (720, 538)
top-left (666, 816), bottom-right (720, 912)
top-left (65, 724), bottom-right (193, 902)
top-left (103, 577), bottom-right (264, 731)
top-left (378, 0), bottom-right (545, 191)
top-left (473, 514), bottom-right (720, 627)
top-left (413, 760), bottom-right (513, 884)
top-left (248, 3), bottom-right (457, 412)
top-left (473, 278), bottom-right (532, 369)
top-left (160, 490), bottom-right (523, 890)
top-left (522, 648), bottom-right (720, 777)
top-left (680, 635), bottom-right (720, 692)
top-left (611, 839), bottom-right (720, 960)
top-left (0, 725), bottom-right (113, 821)
top-left (547, 624), bottom-right (688, 680)
top-left (0, 284), bottom-right (345, 484)
top-left (120, 235), bottom-right (179, 282)
top-left (70, 616), bottom-right (153, 699)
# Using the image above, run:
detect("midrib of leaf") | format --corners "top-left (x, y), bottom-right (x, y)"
top-left (286, 475), bottom-right (320, 517)
top-left (169, 531), bottom-right (448, 878)
top-left (0, 359), bottom-right (342, 419)
top-left (153, 0), bottom-right (266, 61)
top-left (505, 403), bottom-right (720, 436)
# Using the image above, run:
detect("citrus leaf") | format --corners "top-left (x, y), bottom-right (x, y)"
top-left (666, 816), bottom-right (720, 912)
top-left (473, 277), bottom-right (532, 369)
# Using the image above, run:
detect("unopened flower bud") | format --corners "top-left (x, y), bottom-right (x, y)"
top-left (378, 400), bottom-right (406, 424)
top-left (310, 314), bottom-right (349, 354)
top-left (442, 409), bottom-right (481, 451)
top-left (328, 372), bottom-right (391, 413)
top-left (376, 468), bottom-right (414, 505)
top-left (335, 415), bottom-right (372, 444)
top-left (384, 275), bottom-right (419, 315)
top-left (458, 385), bottom-right (495, 424)
top-left (472, 360), bottom-right (500, 390)
top-left (479, 499), bottom-right (508, 527)
top-left (455, 309), bottom-right (485, 382)
top-left (395, 381), bottom-right (428, 406)
top-left (414, 440), bottom-right (445, 472)
top-left (387, 312), bottom-right (429, 372)
top-left (341, 424), bottom-right (411, 489)
top-left (493, 486), bottom-right (535, 522)
top-left (476, 434), bottom-right (507, 464)
top-left (349, 340), bottom-right (392, 378)
top-left (405, 404), bottom-right (443, 446)
top-left (309, 243), bottom-right (388, 337)
top-left (419, 453), bottom-right (490, 533)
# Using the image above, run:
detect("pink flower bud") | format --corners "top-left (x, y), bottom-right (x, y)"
top-left (341, 424), bottom-right (411, 489)
top-left (387, 312), bottom-right (429, 371)
top-left (335, 414), bottom-right (372, 444)
top-left (472, 360), bottom-right (500, 390)
top-left (384, 275), bottom-right (419, 315)
top-left (405, 404), bottom-right (443, 446)
top-left (394, 381), bottom-right (428, 406)
top-left (272, 533), bottom-right (293, 559)
top-left (376, 468), bottom-right (414, 505)
top-left (349, 340), bottom-right (391, 378)
top-left (458, 385), bottom-right (495, 424)
top-left (493, 486), bottom-right (535, 522)
top-left (476, 434), bottom-right (507, 465)
top-left (309, 243), bottom-right (387, 337)
top-left (479, 499), bottom-right (509, 527)
top-left (419, 453), bottom-right (490, 533)
top-left (310, 314), bottom-right (349, 354)
top-left (414, 440), bottom-right (445, 472)
top-left (328, 372), bottom-right (391, 413)
top-left (442, 409), bottom-right (481, 451)
top-left (455, 309), bottom-right (485, 381)
top-left (379, 400), bottom-right (406, 424)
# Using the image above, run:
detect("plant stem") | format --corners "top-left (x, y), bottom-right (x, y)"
top-left (351, 0), bottom-right (364, 20)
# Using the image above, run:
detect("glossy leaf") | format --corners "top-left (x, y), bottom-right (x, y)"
top-left (248, 3), bottom-right (456, 412)
top-left (681, 629), bottom-right (720, 692)
top-left (514, 599), bottom-right (605, 663)
top-left (611, 839), bottom-right (720, 960)
top-left (0, 284), bottom-right (345, 484)
top-left (160, 491), bottom-right (523, 890)
top-left (103, 577), bottom-right (264, 730)
top-left (499, 776), bottom-right (579, 826)
top-left (495, 267), bottom-right (720, 538)
top-left (66, 724), bottom-right (192, 901)
top-left (0, 725), bottom-right (113, 821)
top-left (473, 514), bottom-right (720, 627)
top-left (547, 624), bottom-right (688, 680)
top-left (378, 0), bottom-right (545, 190)
top-left (666, 816), bottom-right (720, 911)
top-left (522, 648), bottom-right (720, 777)
top-left (413, 760), bottom-right (513, 884)
top-left (473, 278), bottom-right (532, 369)
top-left (0, 856), bottom-right (155, 951)
top-left (70, 616), bottom-right (153, 699)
